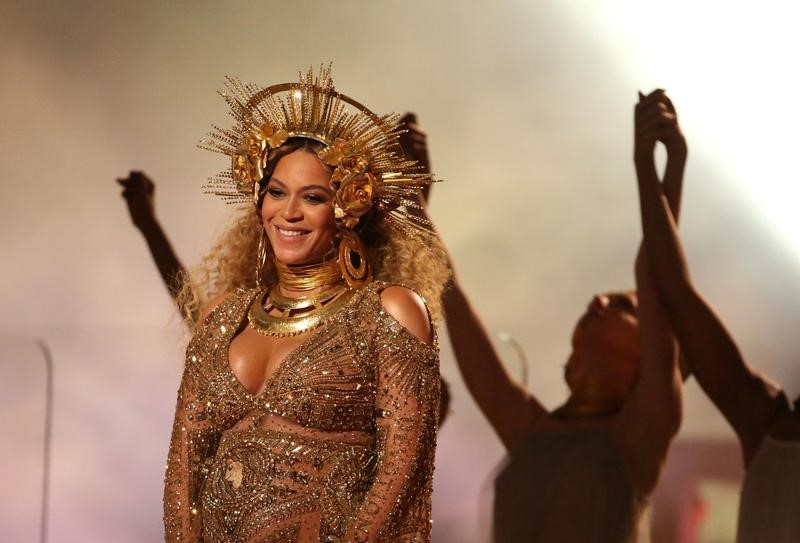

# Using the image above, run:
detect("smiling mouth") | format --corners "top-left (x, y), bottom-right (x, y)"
top-left (274, 226), bottom-right (310, 238)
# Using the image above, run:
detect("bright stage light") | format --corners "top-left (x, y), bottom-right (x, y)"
top-left (559, 0), bottom-right (800, 260)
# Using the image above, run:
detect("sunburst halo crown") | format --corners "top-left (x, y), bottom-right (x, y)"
top-left (199, 65), bottom-right (434, 240)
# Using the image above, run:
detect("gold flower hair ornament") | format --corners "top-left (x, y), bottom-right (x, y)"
top-left (320, 141), bottom-right (375, 229)
top-left (199, 65), bottom-right (436, 287)
top-left (224, 121), bottom-right (290, 197)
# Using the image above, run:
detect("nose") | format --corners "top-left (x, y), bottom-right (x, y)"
top-left (588, 294), bottom-right (610, 314)
top-left (281, 195), bottom-right (303, 221)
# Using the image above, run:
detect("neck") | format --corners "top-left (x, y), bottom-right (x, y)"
top-left (274, 258), bottom-right (345, 298)
top-left (557, 392), bottom-right (624, 419)
top-left (558, 372), bottom-right (628, 419)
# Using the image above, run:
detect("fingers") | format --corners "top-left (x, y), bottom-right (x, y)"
top-left (648, 91), bottom-right (676, 114)
top-left (636, 89), bottom-right (676, 117)
top-left (399, 111), bottom-right (426, 137)
top-left (636, 109), bottom-right (677, 132)
top-left (637, 88), bottom-right (665, 106)
top-left (635, 90), bottom-right (678, 157)
top-left (635, 89), bottom-right (679, 137)
top-left (400, 112), bottom-right (418, 125)
top-left (116, 170), bottom-right (154, 197)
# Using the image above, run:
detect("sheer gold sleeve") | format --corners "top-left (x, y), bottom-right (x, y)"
top-left (345, 316), bottom-right (440, 543)
top-left (163, 357), bottom-right (219, 542)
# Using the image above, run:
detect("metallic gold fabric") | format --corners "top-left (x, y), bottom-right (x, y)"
top-left (164, 283), bottom-right (440, 542)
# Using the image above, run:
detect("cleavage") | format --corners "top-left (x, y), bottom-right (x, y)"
top-left (228, 325), bottom-right (311, 395)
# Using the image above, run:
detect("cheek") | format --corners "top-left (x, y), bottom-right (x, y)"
top-left (310, 205), bottom-right (336, 233)
top-left (623, 321), bottom-right (640, 352)
top-left (260, 200), bottom-right (275, 224)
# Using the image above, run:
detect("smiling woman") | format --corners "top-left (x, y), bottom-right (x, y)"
top-left (260, 143), bottom-right (337, 267)
top-left (163, 67), bottom-right (450, 543)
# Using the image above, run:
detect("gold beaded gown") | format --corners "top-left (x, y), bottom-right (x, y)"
top-left (163, 282), bottom-right (440, 543)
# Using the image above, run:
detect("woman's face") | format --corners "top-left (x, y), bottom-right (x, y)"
top-left (261, 149), bottom-right (337, 266)
top-left (566, 292), bottom-right (640, 391)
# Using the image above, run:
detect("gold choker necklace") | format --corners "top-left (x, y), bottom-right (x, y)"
top-left (248, 259), bottom-right (353, 337)
top-left (275, 259), bottom-right (344, 291)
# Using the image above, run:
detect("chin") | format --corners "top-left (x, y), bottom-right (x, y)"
top-left (274, 253), bottom-right (312, 266)
top-left (274, 246), bottom-right (330, 266)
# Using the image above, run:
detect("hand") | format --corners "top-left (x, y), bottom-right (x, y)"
top-left (634, 90), bottom-right (687, 164)
top-left (398, 112), bottom-right (432, 204)
top-left (117, 170), bottom-right (157, 230)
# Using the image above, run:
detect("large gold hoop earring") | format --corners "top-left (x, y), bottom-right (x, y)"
top-left (255, 229), bottom-right (267, 286)
top-left (338, 231), bottom-right (371, 289)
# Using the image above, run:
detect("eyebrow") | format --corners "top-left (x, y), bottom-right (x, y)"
top-left (269, 177), bottom-right (333, 194)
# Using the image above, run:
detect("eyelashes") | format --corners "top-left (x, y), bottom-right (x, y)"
top-left (266, 186), bottom-right (330, 204)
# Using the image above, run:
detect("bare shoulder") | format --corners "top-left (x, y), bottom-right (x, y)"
top-left (379, 285), bottom-right (433, 345)
top-left (199, 292), bottom-right (229, 324)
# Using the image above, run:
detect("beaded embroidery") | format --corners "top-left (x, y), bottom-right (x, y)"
top-left (164, 283), bottom-right (440, 542)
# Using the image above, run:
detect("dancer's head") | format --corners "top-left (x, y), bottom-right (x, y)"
top-left (562, 291), bottom-right (640, 415)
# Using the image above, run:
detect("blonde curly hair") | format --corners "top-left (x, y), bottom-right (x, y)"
top-left (178, 141), bottom-right (450, 328)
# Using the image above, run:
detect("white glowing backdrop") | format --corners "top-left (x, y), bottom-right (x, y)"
top-left (1, 1), bottom-right (799, 541)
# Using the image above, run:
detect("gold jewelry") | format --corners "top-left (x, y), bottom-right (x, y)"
top-left (200, 65), bottom-right (437, 256)
top-left (248, 284), bottom-right (354, 337)
top-left (249, 256), bottom-right (350, 337)
top-left (267, 283), bottom-right (345, 310)
top-left (255, 229), bottom-right (268, 286)
top-left (275, 259), bottom-right (344, 292)
top-left (338, 231), bottom-right (371, 289)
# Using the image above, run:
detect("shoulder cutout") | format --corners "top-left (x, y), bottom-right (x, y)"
top-left (199, 292), bottom-right (228, 324)
top-left (379, 285), bottom-right (433, 345)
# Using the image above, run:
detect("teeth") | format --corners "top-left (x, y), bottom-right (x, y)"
top-left (277, 227), bottom-right (306, 237)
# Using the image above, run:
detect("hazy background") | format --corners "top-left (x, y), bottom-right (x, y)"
top-left (2, 1), bottom-right (799, 541)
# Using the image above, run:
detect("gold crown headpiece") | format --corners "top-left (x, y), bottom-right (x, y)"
top-left (199, 65), bottom-right (434, 243)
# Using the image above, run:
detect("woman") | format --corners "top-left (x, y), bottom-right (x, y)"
top-left (634, 90), bottom-right (800, 542)
top-left (440, 90), bottom-right (683, 542)
top-left (163, 67), bottom-right (449, 543)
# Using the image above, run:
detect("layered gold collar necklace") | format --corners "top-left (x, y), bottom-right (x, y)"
top-left (248, 258), bottom-right (356, 337)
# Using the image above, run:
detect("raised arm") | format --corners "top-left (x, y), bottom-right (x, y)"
top-left (615, 91), bottom-right (686, 495)
top-left (618, 248), bottom-right (682, 494)
top-left (117, 171), bottom-right (198, 322)
top-left (398, 113), bottom-right (546, 451)
top-left (633, 91), bottom-right (787, 463)
top-left (655, 93), bottom-right (687, 222)
top-left (443, 279), bottom-right (546, 450)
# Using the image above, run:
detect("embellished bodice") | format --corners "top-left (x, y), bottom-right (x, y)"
top-left (189, 287), bottom-right (379, 434)
top-left (164, 283), bottom-right (440, 543)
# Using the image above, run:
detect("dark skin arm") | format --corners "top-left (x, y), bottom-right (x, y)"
top-left (441, 278), bottom-right (546, 450)
top-left (617, 246), bottom-right (682, 496)
top-left (399, 112), bottom-right (546, 450)
top-left (633, 93), bottom-right (788, 464)
top-left (653, 92), bottom-right (687, 222)
top-left (117, 171), bottom-right (194, 320)
top-left (398, 113), bottom-right (432, 203)
top-left (613, 91), bottom-right (685, 495)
